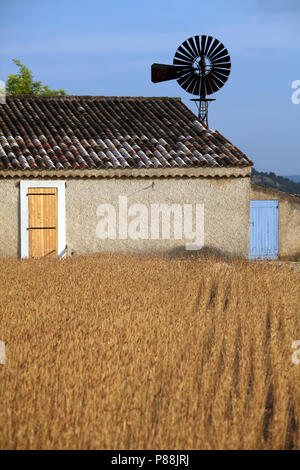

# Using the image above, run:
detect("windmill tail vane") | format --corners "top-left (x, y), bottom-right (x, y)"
top-left (151, 35), bottom-right (231, 127)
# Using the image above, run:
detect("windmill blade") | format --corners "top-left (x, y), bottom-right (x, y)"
top-left (204, 75), bottom-right (220, 94)
top-left (213, 62), bottom-right (231, 70)
top-left (187, 36), bottom-right (199, 58)
top-left (173, 57), bottom-right (194, 66)
top-left (211, 74), bottom-right (229, 87)
top-left (177, 67), bottom-right (194, 79)
top-left (212, 62), bottom-right (231, 72)
top-left (176, 45), bottom-right (195, 61)
top-left (151, 63), bottom-right (179, 83)
top-left (211, 56), bottom-right (231, 66)
top-left (176, 65), bottom-right (194, 74)
top-left (200, 35), bottom-right (206, 55)
top-left (193, 35), bottom-right (202, 56)
top-left (181, 39), bottom-right (198, 59)
top-left (211, 48), bottom-right (230, 62)
top-left (178, 72), bottom-right (201, 95)
top-left (174, 50), bottom-right (194, 63)
top-left (210, 70), bottom-right (230, 81)
top-left (177, 71), bottom-right (195, 88)
top-left (211, 53), bottom-right (230, 65)
top-left (185, 75), bottom-right (200, 95)
top-left (206, 38), bottom-right (219, 59)
top-left (203, 76), bottom-right (215, 95)
top-left (204, 35), bottom-right (214, 56)
top-left (207, 72), bottom-right (225, 90)
top-left (177, 71), bottom-right (193, 86)
top-left (211, 75), bottom-right (229, 87)
top-left (208, 42), bottom-right (225, 60)
top-left (192, 77), bottom-right (201, 96)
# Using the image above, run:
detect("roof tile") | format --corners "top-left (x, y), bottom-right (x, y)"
top-left (0, 96), bottom-right (253, 171)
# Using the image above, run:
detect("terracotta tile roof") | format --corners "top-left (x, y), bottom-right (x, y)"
top-left (0, 95), bottom-right (253, 171)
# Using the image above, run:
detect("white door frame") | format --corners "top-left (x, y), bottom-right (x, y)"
top-left (20, 180), bottom-right (66, 258)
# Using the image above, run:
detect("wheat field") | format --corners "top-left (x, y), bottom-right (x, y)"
top-left (0, 253), bottom-right (299, 449)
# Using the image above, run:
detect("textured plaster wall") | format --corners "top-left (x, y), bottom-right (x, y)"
top-left (250, 184), bottom-right (300, 258)
top-left (0, 177), bottom-right (250, 258)
top-left (0, 180), bottom-right (19, 257)
top-left (66, 177), bottom-right (250, 257)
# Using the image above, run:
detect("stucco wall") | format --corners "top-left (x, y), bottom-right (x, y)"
top-left (0, 180), bottom-right (19, 257)
top-left (0, 177), bottom-right (251, 258)
top-left (65, 177), bottom-right (250, 257)
top-left (250, 184), bottom-right (300, 258)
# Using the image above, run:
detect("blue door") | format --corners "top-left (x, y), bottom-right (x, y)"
top-left (250, 200), bottom-right (278, 260)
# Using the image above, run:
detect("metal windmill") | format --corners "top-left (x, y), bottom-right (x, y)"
top-left (151, 35), bottom-right (231, 126)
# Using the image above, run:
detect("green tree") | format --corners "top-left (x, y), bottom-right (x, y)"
top-left (6, 59), bottom-right (68, 96)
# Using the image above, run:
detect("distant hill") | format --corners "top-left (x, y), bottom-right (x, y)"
top-left (251, 168), bottom-right (300, 195)
top-left (283, 175), bottom-right (300, 183)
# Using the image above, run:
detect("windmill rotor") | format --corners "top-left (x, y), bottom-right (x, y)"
top-left (151, 35), bottom-right (231, 126)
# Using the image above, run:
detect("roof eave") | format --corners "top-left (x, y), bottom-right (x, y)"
top-left (0, 167), bottom-right (251, 179)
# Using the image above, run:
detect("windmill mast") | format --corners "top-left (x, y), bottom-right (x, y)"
top-left (191, 97), bottom-right (215, 127)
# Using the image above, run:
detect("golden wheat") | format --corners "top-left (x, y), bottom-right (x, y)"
top-left (0, 253), bottom-right (299, 449)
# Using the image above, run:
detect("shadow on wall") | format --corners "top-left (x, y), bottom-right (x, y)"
top-left (62, 246), bottom-right (232, 261)
top-left (163, 245), bottom-right (231, 261)
top-left (279, 252), bottom-right (300, 262)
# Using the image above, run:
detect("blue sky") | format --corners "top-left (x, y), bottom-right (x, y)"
top-left (0, 0), bottom-right (299, 174)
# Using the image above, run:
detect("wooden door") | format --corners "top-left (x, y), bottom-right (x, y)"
top-left (28, 187), bottom-right (58, 258)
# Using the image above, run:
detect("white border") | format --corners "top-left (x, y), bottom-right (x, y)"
top-left (20, 180), bottom-right (66, 258)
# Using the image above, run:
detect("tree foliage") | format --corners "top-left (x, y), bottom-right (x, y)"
top-left (251, 168), bottom-right (300, 195)
top-left (6, 59), bottom-right (68, 96)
